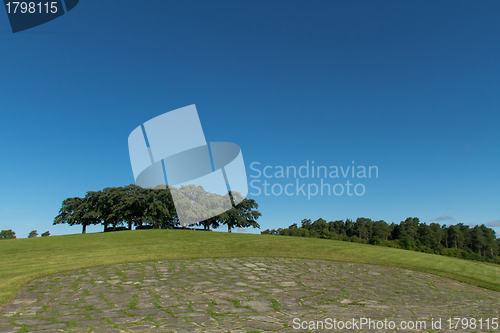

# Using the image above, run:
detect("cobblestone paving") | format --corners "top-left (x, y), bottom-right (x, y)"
top-left (1, 258), bottom-right (499, 333)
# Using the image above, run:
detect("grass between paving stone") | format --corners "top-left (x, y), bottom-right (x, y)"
top-left (0, 229), bottom-right (500, 308)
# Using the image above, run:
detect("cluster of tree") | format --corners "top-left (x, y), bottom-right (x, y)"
top-left (27, 230), bottom-right (50, 238)
top-left (262, 217), bottom-right (500, 265)
top-left (0, 230), bottom-right (50, 240)
top-left (0, 229), bottom-right (16, 239)
top-left (54, 184), bottom-right (261, 233)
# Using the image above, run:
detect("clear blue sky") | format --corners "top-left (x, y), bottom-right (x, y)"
top-left (1, 0), bottom-right (499, 238)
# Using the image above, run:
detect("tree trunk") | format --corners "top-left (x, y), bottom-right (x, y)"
top-left (228, 224), bottom-right (232, 233)
top-left (128, 221), bottom-right (132, 230)
top-left (82, 224), bottom-right (87, 234)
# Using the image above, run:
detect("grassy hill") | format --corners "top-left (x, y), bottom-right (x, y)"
top-left (1, 229), bottom-right (499, 307)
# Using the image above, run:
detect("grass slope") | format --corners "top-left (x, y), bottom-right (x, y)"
top-left (1, 230), bottom-right (499, 307)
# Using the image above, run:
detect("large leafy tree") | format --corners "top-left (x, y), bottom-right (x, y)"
top-left (429, 223), bottom-right (444, 248)
top-left (372, 220), bottom-right (390, 241)
top-left (402, 217), bottom-right (420, 241)
top-left (301, 219), bottom-right (312, 229)
top-left (214, 192), bottom-right (261, 233)
top-left (0, 229), bottom-right (16, 239)
top-left (142, 187), bottom-right (175, 229)
top-left (353, 217), bottom-right (372, 240)
top-left (99, 187), bottom-right (127, 231)
top-left (311, 218), bottom-right (329, 239)
top-left (417, 223), bottom-right (432, 248)
top-left (447, 225), bottom-right (464, 249)
top-left (54, 196), bottom-right (100, 233)
top-left (167, 184), bottom-right (223, 228)
top-left (471, 226), bottom-right (486, 255)
top-left (198, 216), bottom-right (220, 231)
top-left (344, 219), bottom-right (354, 237)
top-left (480, 224), bottom-right (497, 256)
top-left (458, 223), bottom-right (472, 249)
top-left (328, 220), bottom-right (346, 235)
top-left (117, 184), bottom-right (146, 230)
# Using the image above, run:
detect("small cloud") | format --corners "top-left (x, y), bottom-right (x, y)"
top-left (237, 227), bottom-right (248, 232)
top-left (433, 215), bottom-right (453, 221)
top-left (486, 220), bottom-right (500, 228)
top-left (4, 208), bottom-right (13, 213)
top-left (17, 210), bottom-right (24, 213)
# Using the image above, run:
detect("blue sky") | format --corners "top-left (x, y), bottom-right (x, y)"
top-left (0, 0), bottom-right (499, 238)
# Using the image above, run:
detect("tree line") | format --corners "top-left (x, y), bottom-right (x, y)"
top-left (262, 217), bottom-right (500, 264)
top-left (53, 184), bottom-right (261, 233)
top-left (0, 230), bottom-right (50, 239)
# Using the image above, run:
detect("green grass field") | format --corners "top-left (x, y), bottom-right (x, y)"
top-left (1, 230), bottom-right (499, 307)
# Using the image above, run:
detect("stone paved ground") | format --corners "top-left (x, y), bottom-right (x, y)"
top-left (0, 258), bottom-right (499, 333)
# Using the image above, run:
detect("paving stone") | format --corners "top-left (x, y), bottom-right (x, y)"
top-left (39, 312), bottom-right (59, 318)
top-left (67, 328), bottom-right (91, 332)
top-left (27, 323), bottom-right (68, 330)
top-left (240, 320), bottom-right (283, 330)
top-left (1, 258), bottom-right (499, 333)
top-left (56, 314), bottom-right (86, 321)
top-left (240, 300), bottom-right (272, 312)
top-left (14, 319), bottom-right (50, 325)
top-left (0, 305), bottom-right (22, 314)
top-left (160, 322), bottom-right (200, 329)
top-left (126, 309), bottom-right (161, 315)
top-left (77, 319), bottom-right (106, 326)
top-left (0, 326), bottom-right (20, 333)
top-left (109, 316), bottom-right (145, 324)
top-left (126, 325), bottom-right (155, 330)
top-left (60, 308), bottom-right (85, 315)
top-left (91, 311), bottom-right (124, 319)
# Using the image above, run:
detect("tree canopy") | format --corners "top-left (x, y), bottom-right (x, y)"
top-left (54, 185), bottom-right (261, 233)
top-left (206, 192), bottom-right (261, 233)
top-left (262, 217), bottom-right (500, 265)
top-left (0, 230), bottom-right (16, 240)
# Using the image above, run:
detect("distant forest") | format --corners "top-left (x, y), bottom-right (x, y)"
top-left (262, 217), bottom-right (500, 265)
